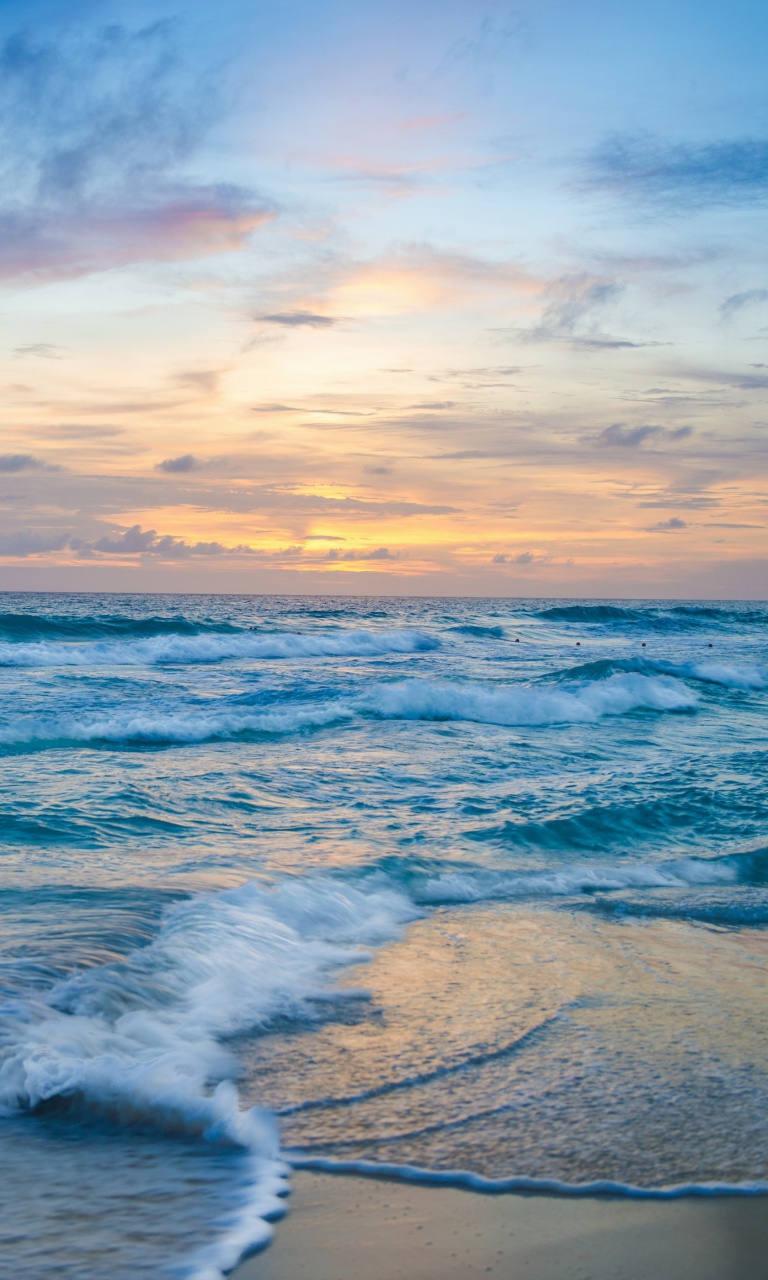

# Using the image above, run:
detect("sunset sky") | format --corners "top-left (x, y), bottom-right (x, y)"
top-left (1, 0), bottom-right (767, 597)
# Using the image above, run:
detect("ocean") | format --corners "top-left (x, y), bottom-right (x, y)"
top-left (1, 591), bottom-right (767, 1278)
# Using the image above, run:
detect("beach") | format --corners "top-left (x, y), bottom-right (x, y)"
top-left (2, 593), bottom-right (768, 1278)
top-left (235, 1173), bottom-right (768, 1280)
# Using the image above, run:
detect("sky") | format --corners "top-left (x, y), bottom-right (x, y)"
top-left (1, 0), bottom-right (767, 598)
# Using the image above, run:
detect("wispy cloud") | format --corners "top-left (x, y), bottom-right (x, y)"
top-left (584, 133), bottom-right (768, 209)
top-left (719, 289), bottom-right (768, 320)
top-left (0, 529), bottom-right (70, 555)
top-left (592, 423), bottom-right (692, 448)
top-left (326, 546), bottom-right (396, 561)
top-left (257, 311), bottom-right (337, 328)
top-left (12, 343), bottom-right (63, 358)
top-left (0, 453), bottom-right (59, 472)
top-left (0, 20), bottom-right (273, 281)
top-left (518, 274), bottom-right (628, 346)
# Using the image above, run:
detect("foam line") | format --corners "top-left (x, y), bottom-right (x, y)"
top-left (286, 1155), bottom-right (768, 1199)
top-left (0, 629), bottom-right (438, 668)
top-left (361, 673), bottom-right (697, 725)
top-left (0, 673), bottom-right (698, 749)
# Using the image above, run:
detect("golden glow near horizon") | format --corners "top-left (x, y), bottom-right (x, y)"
top-left (0, 2), bottom-right (766, 597)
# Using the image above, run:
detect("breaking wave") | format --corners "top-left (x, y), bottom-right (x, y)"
top-left (0, 629), bottom-right (438, 668)
top-left (0, 878), bottom-right (419, 1277)
top-left (360, 673), bottom-right (696, 725)
top-left (0, 672), bottom-right (697, 749)
top-left (555, 656), bottom-right (768, 691)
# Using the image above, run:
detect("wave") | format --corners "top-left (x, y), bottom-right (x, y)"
top-left (0, 612), bottom-right (243, 642)
top-left (0, 629), bottom-right (438, 668)
top-left (536, 605), bottom-right (643, 623)
top-left (0, 877), bottom-right (419, 1277)
top-left (409, 847), bottom-right (768, 907)
top-left (4, 848), bottom-right (766, 1273)
top-left (448, 624), bottom-right (506, 639)
top-left (555, 656), bottom-right (768, 691)
top-left (286, 1154), bottom-right (768, 1198)
top-left (536, 603), bottom-right (768, 631)
top-left (361, 673), bottom-right (696, 726)
top-left (0, 672), bottom-right (697, 749)
top-left (576, 890), bottom-right (768, 929)
top-left (0, 703), bottom-right (354, 747)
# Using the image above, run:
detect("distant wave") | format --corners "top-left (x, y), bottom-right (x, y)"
top-left (0, 672), bottom-right (697, 749)
top-left (0, 629), bottom-right (439, 668)
top-left (447, 624), bottom-right (506, 639)
top-left (554, 656), bottom-right (768, 691)
top-left (536, 602), bottom-right (768, 630)
top-left (537, 604), bottom-right (642, 623)
top-left (0, 612), bottom-right (243, 642)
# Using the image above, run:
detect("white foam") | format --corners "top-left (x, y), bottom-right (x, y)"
top-left (287, 1154), bottom-right (768, 1199)
top-left (414, 854), bottom-right (740, 906)
top-left (0, 672), bottom-right (698, 749)
top-left (656, 659), bottom-right (768, 691)
top-left (0, 629), bottom-right (438, 668)
top-left (0, 702), bottom-right (353, 746)
top-left (0, 878), bottom-right (419, 1278)
top-left (361, 672), bottom-right (696, 726)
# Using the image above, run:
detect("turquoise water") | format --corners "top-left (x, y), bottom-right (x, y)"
top-left (1, 593), bottom-right (767, 1276)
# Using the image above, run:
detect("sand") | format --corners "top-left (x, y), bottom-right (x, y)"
top-left (234, 1172), bottom-right (768, 1280)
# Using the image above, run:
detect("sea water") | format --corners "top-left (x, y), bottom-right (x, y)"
top-left (1, 592), bottom-right (767, 1276)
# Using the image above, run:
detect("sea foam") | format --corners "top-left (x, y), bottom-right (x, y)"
top-left (0, 629), bottom-right (438, 668)
top-left (0, 672), bottom-right (697, 749)
top-left (0, 878), bottom-right (418, 1277)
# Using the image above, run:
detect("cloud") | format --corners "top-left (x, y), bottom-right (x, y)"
top-left (492, 551), bottom-right (534, 564)
top-left (0, 529), bottom-right (70, 556)
top-left (0, 453), bottom-right (57, 471)
top-left (156, 454), bottom-right (201, 473)
top-left (258, 311), bottom-right (336, 328)
top-left (637, 496), bottom-right (720, 509)
top-left (584, 133), bottom-right (768, 208)
top-left (205, 488), bottom-right (458, 517)
top-left (720, 289), bottom-right (768, 320)
top-left (521, 274), bottom-right (623, 344)
top-left (34, 423), bottom-right (124, 440)
top-left (250, 403), bottom-right (301, 412)
top-left (646, 517), bottom-right (687, 532)
top-left (175, 369), bottom-right (221, 396)
top-left (73, 524), bottom-right (254, 559)
top-left (408, 401), bottom-right (457, 410)
top-left (593, 423), bottom-right (692, 448)
top-left (326, 546), bottom-right (396, 561)
top-left (0, 22), bottom-right (273, 280)
top-left (12, 342), bottom-right (62, 358)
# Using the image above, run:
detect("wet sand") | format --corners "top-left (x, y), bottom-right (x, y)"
top-left (235, 1172), bottom-right (768, 1280)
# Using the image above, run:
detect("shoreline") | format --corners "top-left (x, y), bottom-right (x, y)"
top-left (233, 1171), bottom-right (768, 1280)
